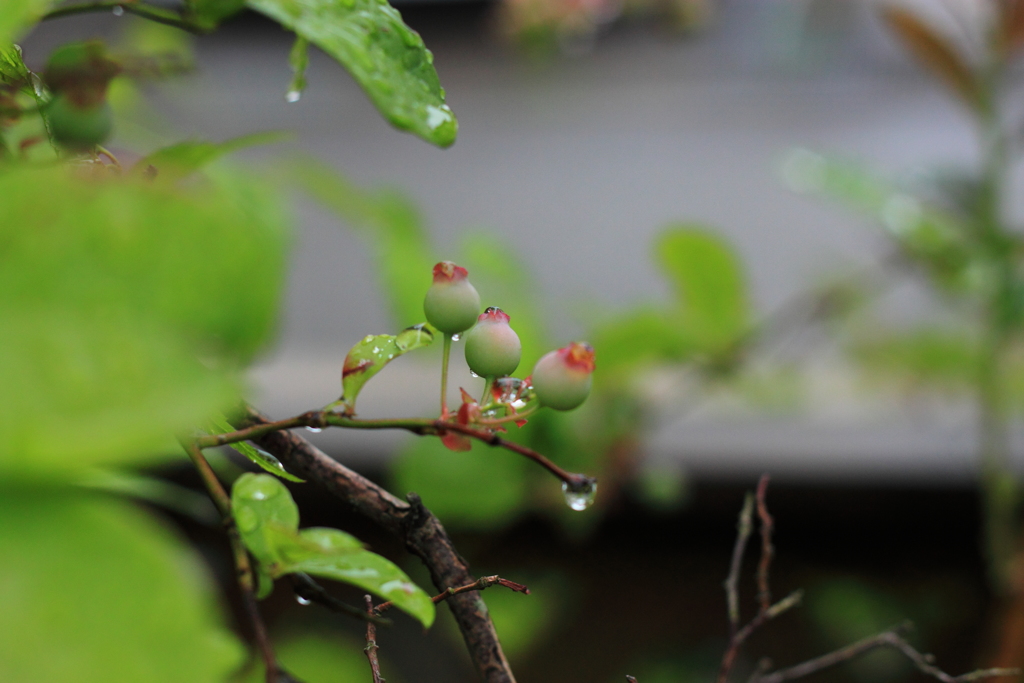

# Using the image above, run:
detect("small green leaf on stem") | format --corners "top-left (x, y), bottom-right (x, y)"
top-left (341, 324), bottom-right (434, 413)
top-left (230, 474), bottom-right (435, 626)
top-left (209, 413), bottom-right (304, 482)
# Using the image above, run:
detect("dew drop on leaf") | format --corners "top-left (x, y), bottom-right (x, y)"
top-left (451, 333), bottom-right (461, 342)
top-left (296, 595), bottom-right (312, 606)
top-left (112, 4), bottom-right (124, 15)
top-left (286, 90), bottom-right (301, 103)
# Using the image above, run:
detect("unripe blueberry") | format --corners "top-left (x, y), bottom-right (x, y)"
top-left (424, 261), bottom-right (480, 335)
top-left (45, 94), bottom-right (112, 150)
top-left (531, 342), bottom-right (595, 411)
top-left (464, 307), bottom-right (521, 377)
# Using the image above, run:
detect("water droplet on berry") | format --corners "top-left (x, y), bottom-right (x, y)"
top-left (112, 4), bottom-right (124, 15)
top-left (451, 333), bottom-right (461, 342)
top-left (469, 370), bottom-right (480, 378)
top-left (305, 426), bottom-right (322, 433)
top-left (286, 89), bottom-right (301, 103)
top-left (296, 595), bottom-right (312, 606)
top-left (562, 479), bottom-right (597, 511)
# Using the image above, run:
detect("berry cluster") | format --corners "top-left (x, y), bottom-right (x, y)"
top-left (423, 261), bottom-right (596, 430)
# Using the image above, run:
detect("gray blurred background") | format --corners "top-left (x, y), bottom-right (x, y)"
top-left (21, 0), bottom-right (1016, 482)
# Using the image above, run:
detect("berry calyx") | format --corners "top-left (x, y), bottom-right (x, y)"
top-left (464, 306), bottom-right (521, 378)
top-left (424, 261), bottom-right (481, 335)
top-left (531, 342), bottom-right (595, 411)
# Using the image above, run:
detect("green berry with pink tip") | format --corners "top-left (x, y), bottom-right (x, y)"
top-left (531, 342), bottom-right (596, 411)
top-left (465, 307), bottom-right (521, 377)
top-left (423, 261), bottom-right (481, 335)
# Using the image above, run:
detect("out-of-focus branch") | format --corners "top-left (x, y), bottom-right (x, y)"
top-left (718, 475), bottom-right (801, 683)
top-left (724, 492), bottom-right (755, 638)
top-left (180, 439), bottom-right (281, 683)
top-left (238, 406), bottom-right (517, 683)
top-left (750, 623), bottom-right (1019, 683)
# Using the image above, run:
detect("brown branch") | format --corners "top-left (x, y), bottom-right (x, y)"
top-left (238, 406), bottom-right (517, 683)
top-left (718, 476), bottom-right (799, 683)
top-left (750, 623), bottom-right (1020, 683)
top-left (364, 595), bottom-right (386, 683)
top-left (289, 573), bottom-right (390, 626)
top-left (374, 575), bottom-right (530, 616)
top-left (197, 411), bottom-right (595, 492)
top-left (725, 492), bottom-right (755, 638)
top-left (755, 474), bottom-right (774, 613)
top-left (180, 439), bottom-right (280, 683)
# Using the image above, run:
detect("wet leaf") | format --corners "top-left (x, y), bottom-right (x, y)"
top-left (208, 414), bottom-right (304, 482)
top-left (231, 474), bottom-right (434, 627)
top-left (340, 324), bottom-right (434, 413)
top-left (246, 0), bottom-right (457, 147)
top-left (879, 5), bottom-right (981, 110)
top-left (0, 491), bottom-right (244, 683)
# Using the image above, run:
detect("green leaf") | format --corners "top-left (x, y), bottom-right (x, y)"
top-left (341, 323), bottom-right (434, 413)
top-left (188, 0), bottom-right (248, 29)
top-left (0, 0), bottom-right (55, 44)
top-left (231, 474), bottom-right (435, 627)
top-left (0, 490), bottom-right (245, 683)
top-left (287, 35), bottom-right (309, 101)
top-left (655, 226), bottom-right (750, 353)
top-left (136, 131), bottom-right (288, 182)
top-left (208, 413), bottom-right (304, 482)
top-left (245, 0), bottom-right (457, 147)
top-left (0, 44), bottom-right (31, 86)
top-left (0, 166), bottom-right (289, 472)
top-left (289, 160), bottom-right (437, 326)
top-left (232, 472), bottom-right (301, 566)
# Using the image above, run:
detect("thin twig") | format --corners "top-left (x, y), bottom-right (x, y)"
top-left (196, 410), bottom-right (595, 491)
top-left (724, 493), bottom-right (755, 638)
top-left (374, 575), bottom-right (530, 615)
top-left (364, 595), bottom-right (385, 683)
top-left (41, 1), bottom-right (207, 33)
top-left (239, 406), bottom-right (517, 683)
top-left (755, 474), bottom-right (774, 613)
top-left (718, 476), bottom-right (799, 683)
top-left (626, 677), bottom-right (638, 682)
top-left (751, 623), bottom-right (1020, 683)
top-left (180, 439), bottom-right (280, 683)
top-left (289, 573), bottom-right (390, 626)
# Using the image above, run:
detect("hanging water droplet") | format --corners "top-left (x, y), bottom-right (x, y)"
top-left (469, 370), bottom-right (480, 378)
top-left (295, 595), bottom-right (312, 606)
top-left (305, 426), bottom-right (322, 433)
top-left (451, 333), bottom-right (461, 342)
top-left (111, 4), bottom-right (124, 15)
top-left (562, 479), bottom-right (597, 511)
top-left (285, 89), bottom-right (301, 103)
